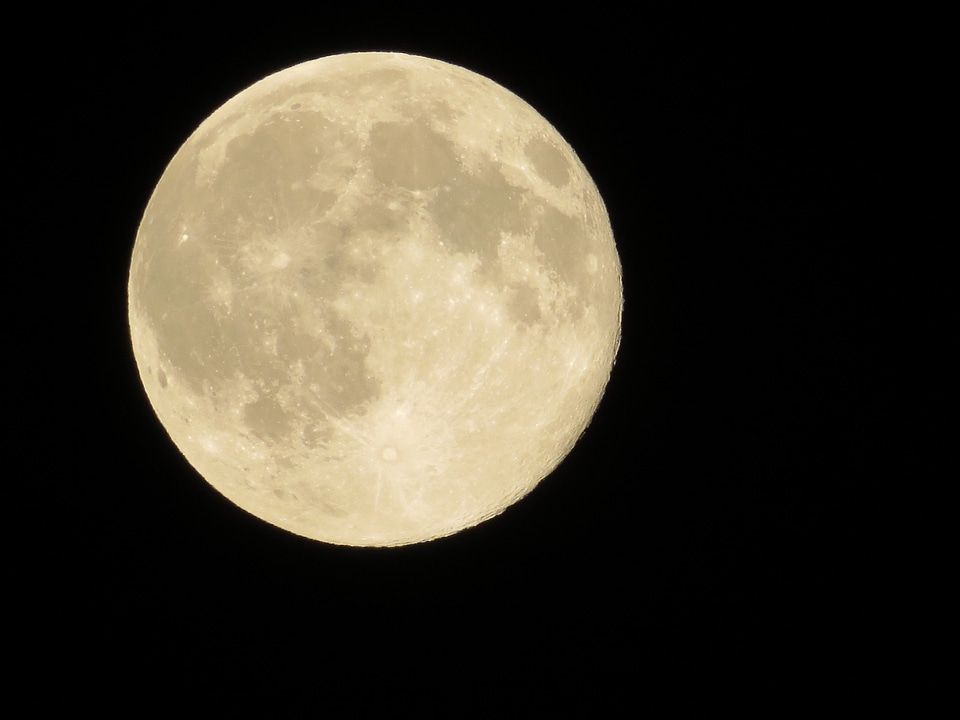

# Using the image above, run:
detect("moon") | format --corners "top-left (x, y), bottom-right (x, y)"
top-left (128, 52), bottom-right (622, 547)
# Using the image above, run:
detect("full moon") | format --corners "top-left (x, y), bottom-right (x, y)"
top-left (128, 52), bottom-right (622, 546)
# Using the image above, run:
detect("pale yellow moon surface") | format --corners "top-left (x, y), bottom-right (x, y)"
top-left (128, 52), bottom-right (622, 547)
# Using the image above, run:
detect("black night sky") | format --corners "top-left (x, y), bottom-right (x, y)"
top-left (26, 6), bottom-right (896, 713)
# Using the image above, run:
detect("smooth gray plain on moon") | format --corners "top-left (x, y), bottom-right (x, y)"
top-left (128, 52), bottom-right (622, 546)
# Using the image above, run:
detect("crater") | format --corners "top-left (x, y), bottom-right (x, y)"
top-left (243, 394), bottom-right (292, 440)
top-left (355, 68), bottom-right (408, 89)
top-left (302, 423), bottom-right (333, 448)
top-left (533, 204), bottom-right (589, 287)
top-left (212, 110), bottom-right (358, 229)
top-left (505, 284), bottom-right (542, 325)
top-left (429, 160), bottom-right (527, 275)
top-left (368, 119), bottom-right (458, 191)
top-left (524, 137), bottom-right (571, 187)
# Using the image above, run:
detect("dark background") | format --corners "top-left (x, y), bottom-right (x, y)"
top-left (26, 6), bottom-right (896, 713)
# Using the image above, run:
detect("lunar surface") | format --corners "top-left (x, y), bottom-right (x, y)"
top-left (128, 52), bottom-right (622, 546)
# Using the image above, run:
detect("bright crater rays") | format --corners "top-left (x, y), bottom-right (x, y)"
top-left (128, 52), bottom-right (622, 546)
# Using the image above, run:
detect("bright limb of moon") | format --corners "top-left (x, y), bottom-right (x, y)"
top-left (128, 52), bottom-right (622, 547)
